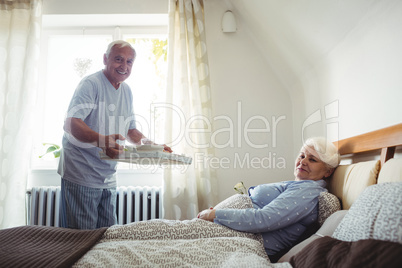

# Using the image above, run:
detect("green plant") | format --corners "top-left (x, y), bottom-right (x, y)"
top-left (39, 143), bottom-right (61, 158)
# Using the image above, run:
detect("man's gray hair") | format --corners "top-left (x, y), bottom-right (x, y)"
top-left (105, 40), bottom-right (136, 59)
top-left (304, 137), bottom-right (340, 169)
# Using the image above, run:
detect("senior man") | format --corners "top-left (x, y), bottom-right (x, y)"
top-left (59, 40), bottom-right (171, 229)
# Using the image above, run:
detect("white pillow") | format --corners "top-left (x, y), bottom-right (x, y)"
top-left (377, 158), bottom-right (402, 184)
top-left (316, 210), bottom-right (348, 237)
top-left (329, 160), bottom-right (380, 209)
top-left (333, 182), bottom-right (402, 243)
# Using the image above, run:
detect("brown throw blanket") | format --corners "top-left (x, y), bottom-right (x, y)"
top-left (0, 225), bottom-right (107, 268)
top-left (290, 236), bottom-right (402, 268)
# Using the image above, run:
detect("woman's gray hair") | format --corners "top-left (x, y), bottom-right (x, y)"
top-left (105, 40), bottom-right (136, 59)
top-left (304, 137), bottom-right (340, 169)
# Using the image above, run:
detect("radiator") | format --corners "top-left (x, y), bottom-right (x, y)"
top-left (116, 186), bottom-right (162, 224)
top-left (26, 186), bottom-right (162, 227)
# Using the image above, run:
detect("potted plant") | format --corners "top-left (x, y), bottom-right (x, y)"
top-left (39, 143), bottom-right (61, 158)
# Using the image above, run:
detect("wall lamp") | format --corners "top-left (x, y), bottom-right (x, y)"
top-left (222, 10), bottom-right (237, 33)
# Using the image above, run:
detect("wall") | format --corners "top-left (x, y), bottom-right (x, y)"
top-left (204, 1), bottom-right (295, 199)
top-left (226, 0), bottom-right (402, 153)
top-left (42, 0), bottom-right (168, 14)
top-left (299, 0), bottom-right (402, 141)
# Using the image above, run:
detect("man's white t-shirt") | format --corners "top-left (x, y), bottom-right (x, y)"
top-left (58, 70), bottom-right (136, 188)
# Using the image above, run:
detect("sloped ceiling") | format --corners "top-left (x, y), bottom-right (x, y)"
top-left (227, 0), bottom-right (379, 90)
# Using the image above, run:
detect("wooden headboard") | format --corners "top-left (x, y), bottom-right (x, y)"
top-left (328, 123), bottom-right (402, 209)
top-left (334, 123), bottom-right (402, 167)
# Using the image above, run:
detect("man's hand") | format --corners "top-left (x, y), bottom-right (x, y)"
top-left (197, 207), bottom-right (216, 222)
top-left (127, 129), bottom-right (173, 153)
top-left (162, 144), bottom-right (173, 153)
top-left (101, 134), bottom-right (125, 159)
top-left (64, 118), bottom-right (126, 159)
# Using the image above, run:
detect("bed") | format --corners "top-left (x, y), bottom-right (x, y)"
top-left (1, 124), bottom-right (402, 267)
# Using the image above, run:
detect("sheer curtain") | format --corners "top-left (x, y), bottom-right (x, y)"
top-left (0, 0), bottom-right (42, 228)
top-left (163, 0), bottom-right (218, 220)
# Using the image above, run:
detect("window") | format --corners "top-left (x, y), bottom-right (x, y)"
top-left (32, 15), bottom-right (168, 170)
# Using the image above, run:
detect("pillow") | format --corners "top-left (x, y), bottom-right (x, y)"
top-left (278, 235), bottom-right (321, 263)
top-left (328, 160), bottom-right (380, 209)
top-left (317, 192), bottom-right (341, 226)
top-left (333, 182), bottom-right (402, 243)
top-left (377, 158), bottom-right (402, 184)
top-left (278, 210), bottom-right (348, 263)
top-left (289, 236), bottom-right (402, 268)
top-left (316, 210), bottom-right (348, 236)
top-left (212, 194), bottom-right (264, 245)
top-left (214, 194), bottom-right (253, 210)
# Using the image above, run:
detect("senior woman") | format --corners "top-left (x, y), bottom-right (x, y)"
top-left (198, 137), bottom-right (340, 261)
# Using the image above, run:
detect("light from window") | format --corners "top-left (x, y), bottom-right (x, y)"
top-left (33, 31), bottom-right (167, 169)
top-left (124, 36), bottom-right (168, 142)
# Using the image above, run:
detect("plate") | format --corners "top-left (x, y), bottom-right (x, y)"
top-left (134, 144), bottom-right (164, 151)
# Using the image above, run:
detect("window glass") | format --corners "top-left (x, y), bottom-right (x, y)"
top-left (124, 37), bottom-right (168, 142)
top-left (33, 28), bottom-right (167, 170)
top-left (43, 35), bottom-right (112, 145)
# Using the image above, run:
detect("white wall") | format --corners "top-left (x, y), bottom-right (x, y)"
top-left (226, 0), bottom-right (402, 149)
top-left (43, 0), bottom-right (168, 14)
top-left (298, 0), bottom-right (402, 141)
top-left (204, 1), bottom-right (295, 200)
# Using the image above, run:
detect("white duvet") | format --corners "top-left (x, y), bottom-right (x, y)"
top-left (73, 219), bottom-right (292, 268)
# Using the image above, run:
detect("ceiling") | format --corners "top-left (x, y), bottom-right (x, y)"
top-left (226, 0), bottom-right (381, 89)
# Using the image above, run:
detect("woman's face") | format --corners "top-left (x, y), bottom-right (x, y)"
top-left (294, 146), bottom-right (332, 181)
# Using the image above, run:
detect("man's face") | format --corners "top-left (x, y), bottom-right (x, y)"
top-left (103, 45), bottom-right (135, 88)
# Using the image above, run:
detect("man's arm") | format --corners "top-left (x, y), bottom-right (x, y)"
top-left (126, 128), bottom-right (145, 145)
top-left (127, 128), bottom-right (173, 153)
top-left (64, 117), bottom-right (125, 158)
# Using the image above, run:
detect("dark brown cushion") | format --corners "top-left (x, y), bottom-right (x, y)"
top-left (290, 236), bottom-right (402, 268)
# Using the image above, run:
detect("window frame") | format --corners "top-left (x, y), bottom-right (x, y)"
top-left (31, 15), bottom-right (168, 173)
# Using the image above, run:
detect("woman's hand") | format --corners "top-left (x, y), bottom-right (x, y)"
top-left (197, 207), bottom-right (216, 222)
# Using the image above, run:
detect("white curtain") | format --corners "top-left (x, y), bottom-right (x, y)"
top-left (163, 0), bottom-right (218, 220)
top-left (0, 0), bottom-right (42, 228)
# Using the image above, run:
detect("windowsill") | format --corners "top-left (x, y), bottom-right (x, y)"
top-left (28, 167), bottom-right (163, 188)
top-left (30, 167), bottom-right (163, 174)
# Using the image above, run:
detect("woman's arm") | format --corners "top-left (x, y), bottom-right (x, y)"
top-left (212, 181), bottom-right (326, 233)
top-left (197, 208), bottom-right (216, 221)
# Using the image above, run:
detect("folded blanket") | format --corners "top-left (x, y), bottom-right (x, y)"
top-left (290, 236), bottom-right (402, 268)
top-left (0, 225), bottom-right (107, 268)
